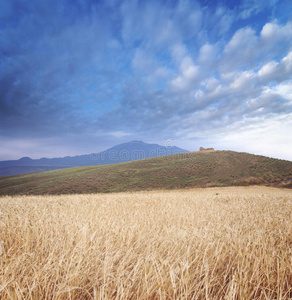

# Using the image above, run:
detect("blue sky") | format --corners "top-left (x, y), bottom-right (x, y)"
top-left (0, 0), bottom-right (292, 160)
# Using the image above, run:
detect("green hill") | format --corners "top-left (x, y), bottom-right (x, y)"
top-left (0, 150), bottom-right (291, 195)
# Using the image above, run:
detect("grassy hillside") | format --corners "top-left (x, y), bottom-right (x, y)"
top-left (0, 150), bottom-right (291, 195)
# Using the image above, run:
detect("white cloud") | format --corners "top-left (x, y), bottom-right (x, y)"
top-left (259, 21), bottom-right (292, 60)
top-left (258, 61), bottom-right (278, 78)
top-left (181, 57), bottom-right (199, 79)
top-left (110, 131), bottom-right (130, 138)
top-left (220, 21), bottom-right (292, 73)
top-left (198, 43), bottom-right (217, 64)
top-left (171, 56), bottom-right (199, 92)
top-left (214, 6), bottom-right (234, 34)
top-left (224, 27), bottom-right (257, 53)
top-left (230, 70), bottom-right (256, 91)
top-left (273, 81), bottom-right (292, 102)
top-left (239, 0), bottom-right (279, 19)
top-left (212, 114), bottom-right (292, 160)
top-left (258, 51), bottom-right (292, 83)
top-left (176, 111), bottom-right (292, 160)
top-left (222, 27), bottom-right (258, 70)
top-left (203, 77), bottom-right (220, 93)
top-left (261, 21), bottom-right (292, 41)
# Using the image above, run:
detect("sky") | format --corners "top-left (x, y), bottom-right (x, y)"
top-left (0, 0), bottom-right (292, 161)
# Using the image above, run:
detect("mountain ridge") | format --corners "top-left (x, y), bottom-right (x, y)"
top-left (0, 141), bottom-right (189, 176)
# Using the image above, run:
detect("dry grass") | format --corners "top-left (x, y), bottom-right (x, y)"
top-left (0, 186), bottom-right (291, 299)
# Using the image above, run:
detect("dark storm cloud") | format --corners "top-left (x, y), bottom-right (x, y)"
top-left (0, 0), bottom-right (122, 137)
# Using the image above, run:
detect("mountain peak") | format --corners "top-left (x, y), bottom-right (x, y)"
top-left (1, 141), bottom-right (189, 177)
top-left (129, 140), bottom-right (144, 144)
top-left (18, 157), bottom-right (32, 161)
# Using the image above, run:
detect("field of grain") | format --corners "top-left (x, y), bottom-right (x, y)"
top-left (0, 187), bottom-right (291, 299)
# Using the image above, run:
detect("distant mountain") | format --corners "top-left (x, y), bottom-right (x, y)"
top-left (0, 166), bottom-right (69, 177)
top-left (0, 141), bottom-right (189, 177)
top-left (0, 150), bottom-right (291, 196)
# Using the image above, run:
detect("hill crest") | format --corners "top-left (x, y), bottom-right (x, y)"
top-left (0, 150), bottom-right (291, 195)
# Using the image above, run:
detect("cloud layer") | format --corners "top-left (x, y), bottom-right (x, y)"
top-left (1, 0), bottom-right (292, 160)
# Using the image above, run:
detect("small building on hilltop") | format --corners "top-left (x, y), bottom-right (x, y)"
top-left (199, 147), bottom-right (215, 151)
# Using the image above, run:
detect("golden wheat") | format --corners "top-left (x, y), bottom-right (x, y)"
top-left (0, 186), bottom-right (291, 299)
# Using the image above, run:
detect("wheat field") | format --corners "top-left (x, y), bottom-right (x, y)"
top-left (0, 187), bottom-right (291, 299)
